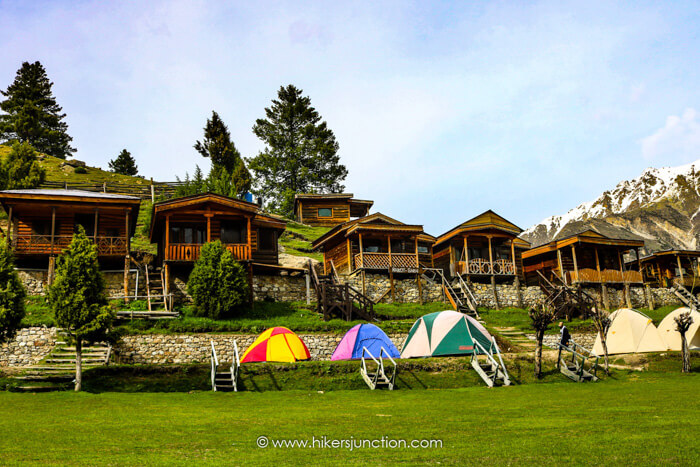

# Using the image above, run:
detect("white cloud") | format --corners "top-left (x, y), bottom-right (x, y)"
top-left (641, 108), bottom-right (700, 161)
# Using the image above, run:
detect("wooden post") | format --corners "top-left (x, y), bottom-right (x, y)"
top-left (164, 263), bottom-right (170, 304)
top-left (150, 182), bottom-right (155, 203)
top-left (677, 254), bottom-right (685, 281)
top-left (358, 233), bottom-right (364, 270)
top-left (414, 237), bottom-right (419, 271)
top-left (624, 283), bottom-right (632, 308)
top-left (491, 274), bottom-right (500, 309)
top-left (557, 249), bottom-right (565, 284)
top-left (48, 256), bottom-right (55, 286)
top-left (247, 216), bottom-right (252, 261)
top-left (248, 263), bottom-right (254, 306)
top-left (595, 247), bottom-right (602, 283)
top-left (431, 245), bottom-right (434, 268)
top-left (124, 209), bottom-right (130, 300)
top-left (93, 209), bottom-right (99, 242)
top-left (636, 247), bottom-right (642, 275)
top-left (362, 269), bottom-right (366, 297)
top-left (510, 239), bottom-right (516, 277)
top-left (617, 250), bottom-right (624, 273)
top-left (463, 236), bottom-right (469, 276)
top-left (571, 245), bottom-right (579, 282)
top-left (645, 284), bottom-right (655, 310)
top-left (50, 207), bottom-right (56, 256)
top-left (388, 235), bottom-right (395, 302)
top-left (347, 238), bottom-right (352, 274)
top-left (487, 236), bottom-right (494, 275)
top-left (206, 209), bottom-right (211, 243)
top-left (6, 206), bottom-right (12, 245)
top-left (305, 271), bottom-right (311, 305)
top-left (165, 214), bottom-right (170, 261)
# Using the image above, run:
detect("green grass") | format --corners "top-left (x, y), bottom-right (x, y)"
top-left (20, 296), bottom-right (54, 327)
top-left (278, 221), bottom-right (330, 262)
top-left (0, 356), bottom-right (697, 464)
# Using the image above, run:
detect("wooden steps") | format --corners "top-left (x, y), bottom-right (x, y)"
top-left (673, 283), bottom-right (700, 310)
top-left (360, 347), bottom-right (396, 390)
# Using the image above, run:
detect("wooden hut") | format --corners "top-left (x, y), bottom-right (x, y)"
top-left (432, 210), bottom-right (530, 284)
top-left (149, 193), bottom-right (287, 291)
top-left (522, 230), bottom-right (644, 286)
top-left (294, 193), bottom-right (373, 226)
top-left (0, 189), bottom-right (141, 295)
top-left (311, 213), bottom-right (434, 275)
top-left (635, 250), bottom-right (700, 288)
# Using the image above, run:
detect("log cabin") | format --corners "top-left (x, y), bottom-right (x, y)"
top-left (311, 213), bottom-right (435, 276)
top-left (522, 230), bottom-right (645, 287)
top-left (0, 189), bottom-right (141, 295)
top-left (633, 250), bottom-right (700, 288)
top-left (432, 210), bottom-right (530, 284)
top-left (149, 193), bottom-right (287, 291)
top-left (294, 193), bottom-right (373, 226)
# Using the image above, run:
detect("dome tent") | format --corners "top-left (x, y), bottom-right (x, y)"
top-left (657, 307), bottom-right (700, 351)
top-left (240, 327), bottom-right (311, 363)
top-left (592, 308), bottom-right (667, 356)
top-left (331, 324), bottom-right (400, 361)
top-left (400, 310), bottom-right (493, 358)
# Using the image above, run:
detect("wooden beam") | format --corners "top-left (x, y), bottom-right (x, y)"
top-left (464, 235), bottom-right (469, 276)
top-left (346, 238), bottom-right (352, 274)
top-left (165, 214), bottom-right (170, 261)
top-left (358, 233), bottom-right (364, 270)
top-left (414, 236), bottom-right (419, 270)
top-left (487, 235), bottom-right (494, 276)
top-left (93, 209), bottom-right (99, 242)
top-left (617, 250), bottom-right (624, 273)
top-left (571, 245), bottom-right (579, 281)
top-left (677, 254), bottom-right (685, 280)
top-left (125, 209), bottom-right (131, 252)
top-left (206, 215), bottom-right (211, 243)
top-left (7, 205), bottom-right (12, 245)
top-left (247, 216), bottom-right (252, 261)
top-left (557, 249), bottom-right (565, 284)
top-left (510, 239), bottom-right (516, 277)
top-left (50, 207), bottom-right (56, 256)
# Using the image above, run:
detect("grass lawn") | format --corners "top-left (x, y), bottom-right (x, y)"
top-left (278, 221), bottom-right (330, 262)
top-left (0, 359), bottom-right (697, 465)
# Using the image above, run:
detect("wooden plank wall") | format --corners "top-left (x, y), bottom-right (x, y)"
top-left (324, 240), bottom-right (349, 273)
top-left (298, 200), bottom-right (351, 226)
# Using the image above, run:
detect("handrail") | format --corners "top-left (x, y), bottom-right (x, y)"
top-left (361, 346), bottom-right (381, 388)
top-left (422, 268), bottom-right (464, 309)
top-left (210, 340), bottom-right (219, 391)
top-left (330, 260), bottom-right (341, 285)
top-left (230, 339), bottom-right (240, 392)
top-left (454, 273), bottom-right (479, 317)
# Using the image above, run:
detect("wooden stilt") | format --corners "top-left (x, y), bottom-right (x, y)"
top-left (514, 275), bottom-right (522, 308)
top-left (645, 284), bottom-right (655, 310)
top-left (491, 274), bottom-right (499, 309)
top-left (388, 235), bottom-right (395, 303)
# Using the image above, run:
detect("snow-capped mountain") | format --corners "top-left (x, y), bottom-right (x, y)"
top-left (522, 160), bottom-right (700, 252)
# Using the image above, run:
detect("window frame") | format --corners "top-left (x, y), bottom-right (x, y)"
top-left (317, 207), bottom-right (333, 218)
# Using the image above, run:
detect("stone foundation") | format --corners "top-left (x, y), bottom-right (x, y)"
top-left (16, 269), bottom-right (136, 299)
top-left (345, 274), bottom-right (442, 303)
top-left (527, 333), bottom-right (597, 350)
top-left (0, 327), bottom-right (57, 367)
top-left (114, 332), bottom-right (408, 364)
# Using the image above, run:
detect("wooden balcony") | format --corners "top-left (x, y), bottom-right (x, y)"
top-left (354, 252), bottom-right (418, 272)
top-left (456, 258), bottom-right (516, 275)
top-left (567, 268), bottom-right (642, 284)
top-left (11, 235), bottom-right (128, 256)
top-left (166, 243), bottom-right (251, 262)
top-left (673, 277), bottom-right (700, 288)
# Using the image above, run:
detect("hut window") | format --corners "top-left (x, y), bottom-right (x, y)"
top-left (258, 229), bottom-right (276, 251)
top-left (220, 220), bottom-right (246, 244)
top-left (417, 245), bottom-right (429, 254)
top-left (318, 208), bottom-right (333, 217)
top-left (74, 214), bottom-right (95, 236)
top-left (32, 221), bottom-right (56, 236)
top-left (169, 224), bottom-right (206, 244)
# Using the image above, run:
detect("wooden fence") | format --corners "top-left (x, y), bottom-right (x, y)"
top-left (39, 180), bottom-right (185, 201)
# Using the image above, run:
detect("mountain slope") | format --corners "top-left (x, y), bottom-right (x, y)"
top-left (522, 160), bottom-right (700, 252)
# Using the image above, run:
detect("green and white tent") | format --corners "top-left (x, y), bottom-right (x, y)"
top-left (401, 310), bottom-right (494, 358)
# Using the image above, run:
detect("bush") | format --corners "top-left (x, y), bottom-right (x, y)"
top-left (0, 242), bottom-right (26, 342)
top-left (187, 241), bottom-right (249, 319)
top-left (74, 166), bottom-right (87, 174)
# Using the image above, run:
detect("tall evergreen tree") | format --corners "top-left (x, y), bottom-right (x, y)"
top-left (0, 242), bottom-right (26, 344)
top-left (0, 141), bottom-right (46, 190)
top-left (0, 61), bottom-right (76, 159)
top-left (248, 85), bottom-right (348, 217)
top-left (194, 111), bottom-right (251, 197)
top-left (108, 149), bottom-right (138, 175)
top-left (48, 227), bottom-right (114, 391)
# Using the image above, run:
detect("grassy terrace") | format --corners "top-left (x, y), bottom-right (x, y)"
top-left (278, 220), bottom-right (330, 262)
top-left (0, 355), bottom-right (697, 464)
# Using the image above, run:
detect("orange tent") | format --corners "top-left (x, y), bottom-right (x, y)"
top-left (240, 327), bottom-right (311, 363)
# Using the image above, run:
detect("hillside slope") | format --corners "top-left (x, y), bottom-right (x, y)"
top-left (522, 160), bottom-right (700, 252)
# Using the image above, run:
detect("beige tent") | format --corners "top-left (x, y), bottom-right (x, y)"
top-left (592, 308), bottom-right (667, 356)
top-left (657, 308), bottom-right (700, 351)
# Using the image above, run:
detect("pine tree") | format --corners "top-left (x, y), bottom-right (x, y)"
top-left (187, 241), bottom-right (249, 319)
top-left (0, 61), bottom-right (76, 159)
top-left (108, 149), bottom-right (138, 175)
top-left (0, 242), bottom-right (26, 343)
top-left (0, 141), bottom-right (46, 190)
top-left (194, 111), bottom-right (251, 196)
top-left (47, 227), bottom-right (114, 391)
top-left (248, 85), bottom-right (348, 217)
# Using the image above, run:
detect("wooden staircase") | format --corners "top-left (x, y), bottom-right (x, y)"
top-left (673, 283), bottom-right (700, 311)
top-left (117, 263), bottom-right (178, 320)
top-left (309, 261), bottom-right (375, 322)
top-left (210, 340), bottom-right (240, 392)
top-left (556, 341), bottom-right (599, 382)
top-left (360, 346), bottom-right (396, 390)
top-left (422, 268), bottom-right (479, 317)
top-left (538, 271), bottom-right (594, 319)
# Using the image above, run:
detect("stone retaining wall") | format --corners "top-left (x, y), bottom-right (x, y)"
top-left (114, 332), bottom-right (408, 364)
top-left (16, 269), bottom-right (136, 299)
top-left (0, 327), bottom-right (57, 367)
top-left (345, 274), bottom-right (442, 303)
top-left (526, 333), bottom-right (597, 350)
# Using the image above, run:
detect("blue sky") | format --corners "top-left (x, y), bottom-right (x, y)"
top-left (1, 0), bottom-right (699, 235)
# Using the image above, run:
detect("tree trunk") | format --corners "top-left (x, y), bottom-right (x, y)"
top-left (600, 332), bottom-right (610, 375)
top-left (681, 333), bottom-right (691, 373)
top-left (75, 337), bottom-right (82, 392)
top-left (534, 329), bottom-right (544, 378)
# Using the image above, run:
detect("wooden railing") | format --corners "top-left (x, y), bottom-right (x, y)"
top-left (673, 277), bottom-right (700, 288)
top-left (166, 243), bottom-right (251, 262)
top-left (354, 253), bottom-right (418, 271)
top-left (567, 268), bottom-right (643, 284)
top-left (457, 258), bottom-right (516, 275)
top-left (11, 235), bottom-right (127, 256)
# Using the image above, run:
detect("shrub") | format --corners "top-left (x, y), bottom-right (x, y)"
top-left (0, 242), bottom-right (26, 342)
top-left (187, 241), bottom-right (249, 319)
top-left (74, 166), bottom-right (87, 174)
